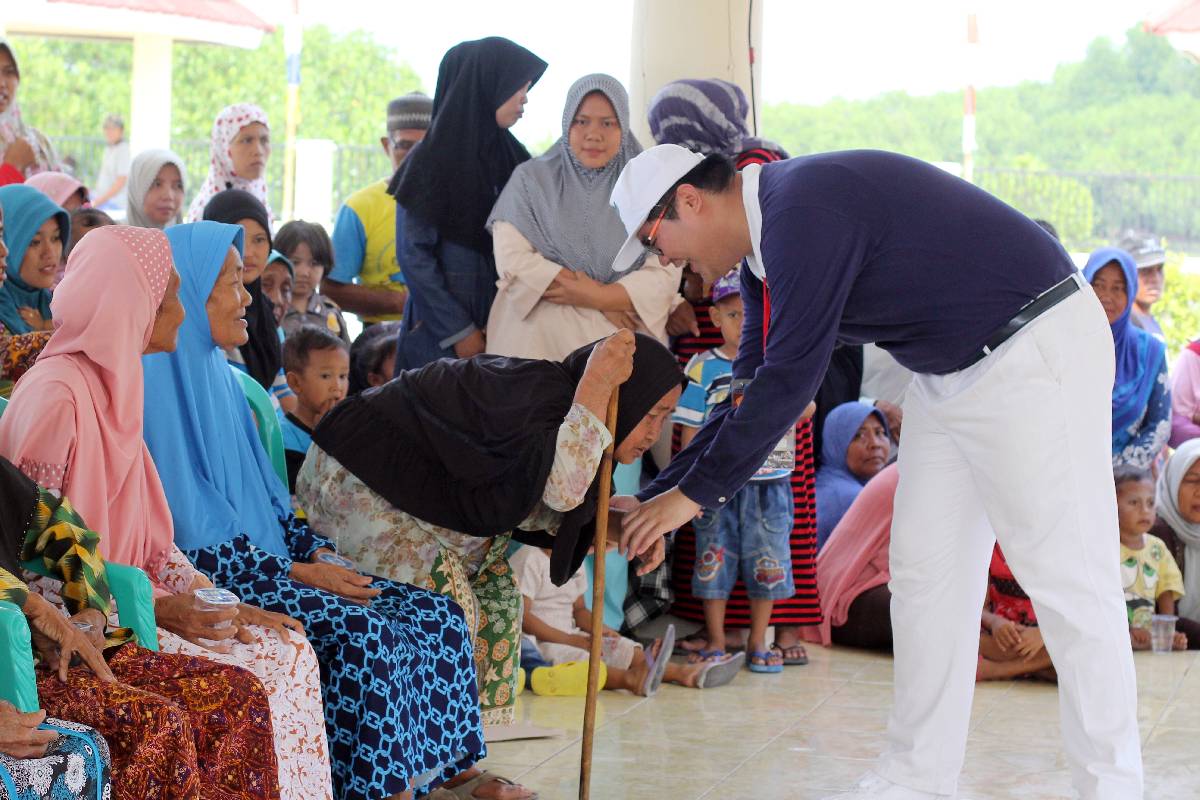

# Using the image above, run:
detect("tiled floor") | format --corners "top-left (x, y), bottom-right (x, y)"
top-left (480, 644), bottom-right (1200, 799)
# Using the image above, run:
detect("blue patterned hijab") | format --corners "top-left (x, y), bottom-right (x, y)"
top-left (1083, 247), bottom-right (1166, 439)
top-left (0, 184), bottom-right (68, 333)
top-left (141, 221), bottom-right (291, 556)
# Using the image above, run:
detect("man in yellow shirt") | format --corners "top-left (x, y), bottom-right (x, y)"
top-left (324, 92), bottom-right (431, 324)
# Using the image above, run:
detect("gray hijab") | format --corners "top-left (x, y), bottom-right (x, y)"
top-left (126, 149), bottom-right (188, 229)
top-left (487, 73), bottom-right (643, 283)
top-left (1155, 439), bottom-right (1200, 619)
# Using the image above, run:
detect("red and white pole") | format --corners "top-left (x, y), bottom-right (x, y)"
top-left (963, 11), bottom-right (979, 183)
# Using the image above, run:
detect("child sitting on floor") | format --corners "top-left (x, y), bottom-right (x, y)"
top-left (673, 269), bottom-right (796, 673)
top-left (1116, 466), bottom-right (1192, 650)
top-left (977, 543), bottom-right (1056, 681)
top-left (511, 544), bottom-right (743, 696)
top-left (279, 325), bottom-right (349, 492)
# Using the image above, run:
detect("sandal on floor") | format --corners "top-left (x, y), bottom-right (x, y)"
top-left (696, 651), bottom-right (744, 688)
top-left (433, 771), bottom-right (538, 800)
top-left (686, 648), bottom-right (728, 664)
top-left (773, 641), bottom-right (809, 666)
top-left (530, 660), bottom-right (600, 697)
top-left (673, 630), bottom-right (710, 655)
top-left (747, 649), bottom-right (784, 674)
top-left (641, 624), bottom-right (676, 697)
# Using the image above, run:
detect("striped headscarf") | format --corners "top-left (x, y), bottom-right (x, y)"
top-left (647, 78), bottom-right (786, 158)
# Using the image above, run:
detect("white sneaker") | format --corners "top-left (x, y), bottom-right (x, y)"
top-left (822, 772), bottom-right (955, 800)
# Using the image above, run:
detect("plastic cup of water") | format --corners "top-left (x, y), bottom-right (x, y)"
top-left (194, 588), bottom-right (240, 626)
top-left (194, 588), bottom-right (240, 651)
top-left (1150, 614), bottom-right (1178, 653)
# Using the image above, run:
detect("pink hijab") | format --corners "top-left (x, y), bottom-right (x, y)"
top-left (0, 225), bottom-right (176, 579)
top-left (184, 103), bottom-right (272, 223)
top-left (802, 464), bottom-right (898, 647)
top-left (26, 171), bottom-right (87, 208)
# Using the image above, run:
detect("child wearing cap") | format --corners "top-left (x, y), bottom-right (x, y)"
top-left (673, 268), bottom-right (795, 673)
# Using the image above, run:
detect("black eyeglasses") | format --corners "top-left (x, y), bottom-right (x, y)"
top-left (390, 138), bottom-right (420, 152)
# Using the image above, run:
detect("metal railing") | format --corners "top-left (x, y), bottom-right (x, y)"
top-left (976, 167), bottom-right (1200, 252)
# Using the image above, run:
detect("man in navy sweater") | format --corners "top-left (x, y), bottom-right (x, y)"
top-left (609, 145), bottom-right (1140, 800)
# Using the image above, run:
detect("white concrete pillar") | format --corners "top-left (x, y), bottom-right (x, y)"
top-left (291, 138), bottom-right (336, 228)
top-left (130, 33), bottom-right (173, 154)
top-left (628, 0), bottom-right (764, 147)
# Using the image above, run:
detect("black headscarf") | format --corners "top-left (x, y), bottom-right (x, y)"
top-left (202, 189), bottom-right (280, 390)
top-left (388, 36), bottom-right (547, 255)
top-left (312, 333), bottom-right (685, 584)
top-left (0, 455), bottom-right (38, 579)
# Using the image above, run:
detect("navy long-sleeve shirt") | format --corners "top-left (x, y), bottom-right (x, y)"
top-left (644, 150), bottom-right (1076, 510)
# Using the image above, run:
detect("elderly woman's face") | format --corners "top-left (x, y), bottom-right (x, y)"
top-left (144, 269), bottom-right (186, 355)
top-left (260, 260), bottom-right (293, 326)
top-left (20, 217), bottom-right (62, 290)
top-left (569, 91), bottom-right (621, 170)
top-left (143, 164), bottom-right (185, 227)
top-left (614, 385), bottom-right (682, 464)
top-left (206, 246), bottom-right (252, 348)
top-left (0, 49), bottom-right (17, 116)
top-left (845, 414), bottom-right (890, 481)
top-left (1177, 460), bottom-right (1200, 525)
top-left (1091, 262), bottom-right (1128, 325)
top-left (229, 122), bottom-right (270, 181)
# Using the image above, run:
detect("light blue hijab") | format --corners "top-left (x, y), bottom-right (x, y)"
top-left (815, 401), bottom-right (889, 551)
top-left (141, 221), bottom-right (291, 556)
top-left (0, 184), bottom-right (68, 333)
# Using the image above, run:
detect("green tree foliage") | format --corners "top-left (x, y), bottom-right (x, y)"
top-left (8, 27), bottom-right (422, 145)
top-left (762, 24), bottom-right (1200, 175)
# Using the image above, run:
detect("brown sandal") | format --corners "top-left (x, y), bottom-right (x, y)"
top-left (430, 771), bottom-right (538, 800)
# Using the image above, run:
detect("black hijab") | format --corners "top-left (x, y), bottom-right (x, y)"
top-left (388, 36), bottom-right (547, 255)
top-left (0, 455), bottom-right (38, 579)
top-left (312, 333), bottom-right (685, 584)
top-left (202, 189), bottom-right (280, 390)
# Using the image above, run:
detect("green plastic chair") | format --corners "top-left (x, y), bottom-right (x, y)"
top-left (0, 395), bottom-right (7, 417)
top-left (231, 365), bottom-right (289, 488)
top-left (0, 562), bottom-right (158, 712)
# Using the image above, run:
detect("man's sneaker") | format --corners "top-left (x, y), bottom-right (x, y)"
top-left (822, 772), bottom-right (956, 800)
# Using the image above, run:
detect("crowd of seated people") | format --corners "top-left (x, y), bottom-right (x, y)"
top-left (1, 27), bottom-right (1198, 800)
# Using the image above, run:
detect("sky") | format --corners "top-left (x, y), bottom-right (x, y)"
top-left (285, 0), bottom-right (1169, 147)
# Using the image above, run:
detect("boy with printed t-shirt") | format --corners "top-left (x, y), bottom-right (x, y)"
top-left (673, 269), bottom-right (795, 673)
top-left (1114, 466), bottom-right (1192, 650)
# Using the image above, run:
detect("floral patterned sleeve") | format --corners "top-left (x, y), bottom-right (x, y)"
top-left (519, 403), bottom-right (613, 534)
top-left (0, 567), bottom-right (29, 608)
top-left (1116, 352), bottom-right (1171, 470)
top-left (157, 545), bottom-right (201, 595)
top-left (280, 512), bottom-right (337, 562)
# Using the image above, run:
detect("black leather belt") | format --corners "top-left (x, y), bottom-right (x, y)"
top-left (951, 275), bottom-right (1081, 373)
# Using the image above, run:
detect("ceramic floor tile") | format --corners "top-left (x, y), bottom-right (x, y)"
top-left (504, 645), bottom-right (1200, 799)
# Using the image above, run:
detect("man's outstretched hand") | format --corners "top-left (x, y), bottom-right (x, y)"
top-left (620, 487), bottom-right (701, 565)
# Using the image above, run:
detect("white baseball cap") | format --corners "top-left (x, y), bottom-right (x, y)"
top-left (609, 144), bottom-right (705, 273)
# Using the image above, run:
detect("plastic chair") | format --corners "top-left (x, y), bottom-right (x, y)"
top-left (0, 395), bottom-right (8, 418)
top-left (0, 561), bottom-right (158, 711)
top-left (231, 365), bottom-right (289, 488)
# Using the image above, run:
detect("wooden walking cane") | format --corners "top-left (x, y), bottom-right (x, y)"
top-left (578, 387), bottom-right (619, 800)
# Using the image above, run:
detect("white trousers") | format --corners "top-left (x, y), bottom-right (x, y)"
top-left (880, 277), bottom-right (1143, 799)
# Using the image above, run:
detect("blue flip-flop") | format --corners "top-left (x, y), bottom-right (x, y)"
top-left (747, 649), bottom-right (784, 674)
top-left (641, 624), bottom-right (676, 697)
